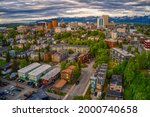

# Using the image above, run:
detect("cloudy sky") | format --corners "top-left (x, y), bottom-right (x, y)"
top-left (0, 0), bottom-right (149, 23)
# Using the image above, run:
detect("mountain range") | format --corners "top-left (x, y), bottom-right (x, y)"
top-left (36, 16), bottom-right (150, 25)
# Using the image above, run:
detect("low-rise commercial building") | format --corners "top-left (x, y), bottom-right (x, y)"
top-left (18, 63), bottom-right (41, 80)
top-left (40, 67), bottom-right (60, 85)
top-left (28, 64), bottom-right (51, 84)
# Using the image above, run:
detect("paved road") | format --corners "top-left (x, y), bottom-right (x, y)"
top-left (64, 61), bottom-right (94, 100)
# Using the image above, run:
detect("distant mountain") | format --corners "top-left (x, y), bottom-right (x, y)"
top-left (110, 16), bottom-right (150, 24)
top-left (36, 16), bottom-right (150, 25)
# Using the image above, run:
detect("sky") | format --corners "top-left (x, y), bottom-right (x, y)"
top-left (0, 0), bottom-right (149, 23)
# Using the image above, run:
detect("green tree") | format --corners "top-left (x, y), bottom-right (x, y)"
top-left (19, 59), bottom-right (28, 68)
top-left (61, 61), bottom-right (67, 70)
top-left (127, 45), bottom-right (132, 52)
top-left (12, 58), bottom-right (19, 72)
top-left (0, 32), bottom-right (3, 41)
top-left (7, 29), bottom-right (18, 38)
top-left (68, 49), bottom-right (74, 54)
top-left (6, 51), bottom-right (11, 62)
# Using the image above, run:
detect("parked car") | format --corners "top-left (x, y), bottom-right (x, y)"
top-left (18, 79), bottom-right (25, 83)
top-left (75, 80), bottom-right (80, 85)
top-left (27, 82), bottom-right (33, 86)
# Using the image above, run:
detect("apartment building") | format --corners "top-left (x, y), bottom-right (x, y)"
top-left (110, 48), bottom-right (134, 63)
top-left (61, 65), bottom-right (76, 83)
top-left (51, 50), bottom-right (68, 63)
top-left (51, 44), bottom-right (89, 53)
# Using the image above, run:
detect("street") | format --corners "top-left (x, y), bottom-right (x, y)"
top-left (64, 61), bottom-right (94, 100)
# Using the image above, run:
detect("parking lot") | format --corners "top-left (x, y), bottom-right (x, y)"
top-left (0, 78), bottom-right (35, 100)
top-left (0, 84), bottom-right (23, 100)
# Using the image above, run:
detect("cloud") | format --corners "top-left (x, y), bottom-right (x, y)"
top-left (0, 0), bottom-right (149, 23)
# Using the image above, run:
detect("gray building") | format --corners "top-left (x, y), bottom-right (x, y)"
top-left (110, 48), bottom-right (134, 63)
top-left (18, 63), bottom-right (41, 80)
top-left (90, 64), bottom-right (108, 97)
top-left (28, 64), bottom-right (51, 84)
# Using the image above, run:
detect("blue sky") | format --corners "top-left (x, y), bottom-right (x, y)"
top-left (0, 0), bottom-right (149, 23)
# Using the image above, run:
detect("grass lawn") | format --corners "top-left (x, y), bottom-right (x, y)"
top-left (0, 59), bottom-right (6, 66)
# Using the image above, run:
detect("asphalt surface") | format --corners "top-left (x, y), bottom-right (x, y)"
top-left (64, 61), bottom-right (94, 100)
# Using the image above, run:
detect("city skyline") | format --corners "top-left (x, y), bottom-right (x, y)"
top-left (0, 0), bottom-right (149, 23)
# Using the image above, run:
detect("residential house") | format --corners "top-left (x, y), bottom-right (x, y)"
top-left (106, 75), bottom-right (123, 100)
top-left (90, 64), bottom-right (108, 97)
top-left (0, 63), bottom-right (13, 79)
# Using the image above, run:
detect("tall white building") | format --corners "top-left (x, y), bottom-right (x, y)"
top-left (97, 17), bottom-right (104, 28)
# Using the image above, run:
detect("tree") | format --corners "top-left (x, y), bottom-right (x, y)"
top-left (7, 29), bottom-right (18, 38)
top-left (127, 45), bottom-right (132, 52)
top-left (19, 59), bottom-right (28, 68)
top-left (0, 32), bottom-right (3, 41)
top-left (25, 53), bottom-right (29, 63)
top-left (38, 50), bottom-right (41, 62)
top-left (12, 58), bottom-right (19, 72)
top-left (68, 49), bottom-right (74, 54)
top-left (6, 51), bottom-right (11, 62)
top-left (61, 61), bottom-right (67, 70)
top-left (37, 30), bottom-right (44, 37)
top-left (46, 45), bottom-right (50, 52)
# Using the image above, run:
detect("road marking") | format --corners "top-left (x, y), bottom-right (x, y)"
top-left (83, 81), bottom-right (90, 96)
top-left (63, 84), bottom-right (76, 100)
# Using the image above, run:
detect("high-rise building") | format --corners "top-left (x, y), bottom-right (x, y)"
top-left (47, 21), bottom-right (53, 29)
top-left (97, 15), bottom-right (109, 28)
top-left (97, 17), bottom-right (104, 28)
top-left (102, 15), bottom-right (109, 27)
top-left (52, 19), bottom-right (58, 28)
top-left (97, 18), bottom-right (100, 28)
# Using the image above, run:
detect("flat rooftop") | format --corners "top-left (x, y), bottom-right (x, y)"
top-left (41, 67), bottom-right (60, 80)
top-left (18, 63), bottom-right (41, 74)
top-left (28, 64), bottom-right (51, 76)
top-left (112, 48), bottom-right (134, 57)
